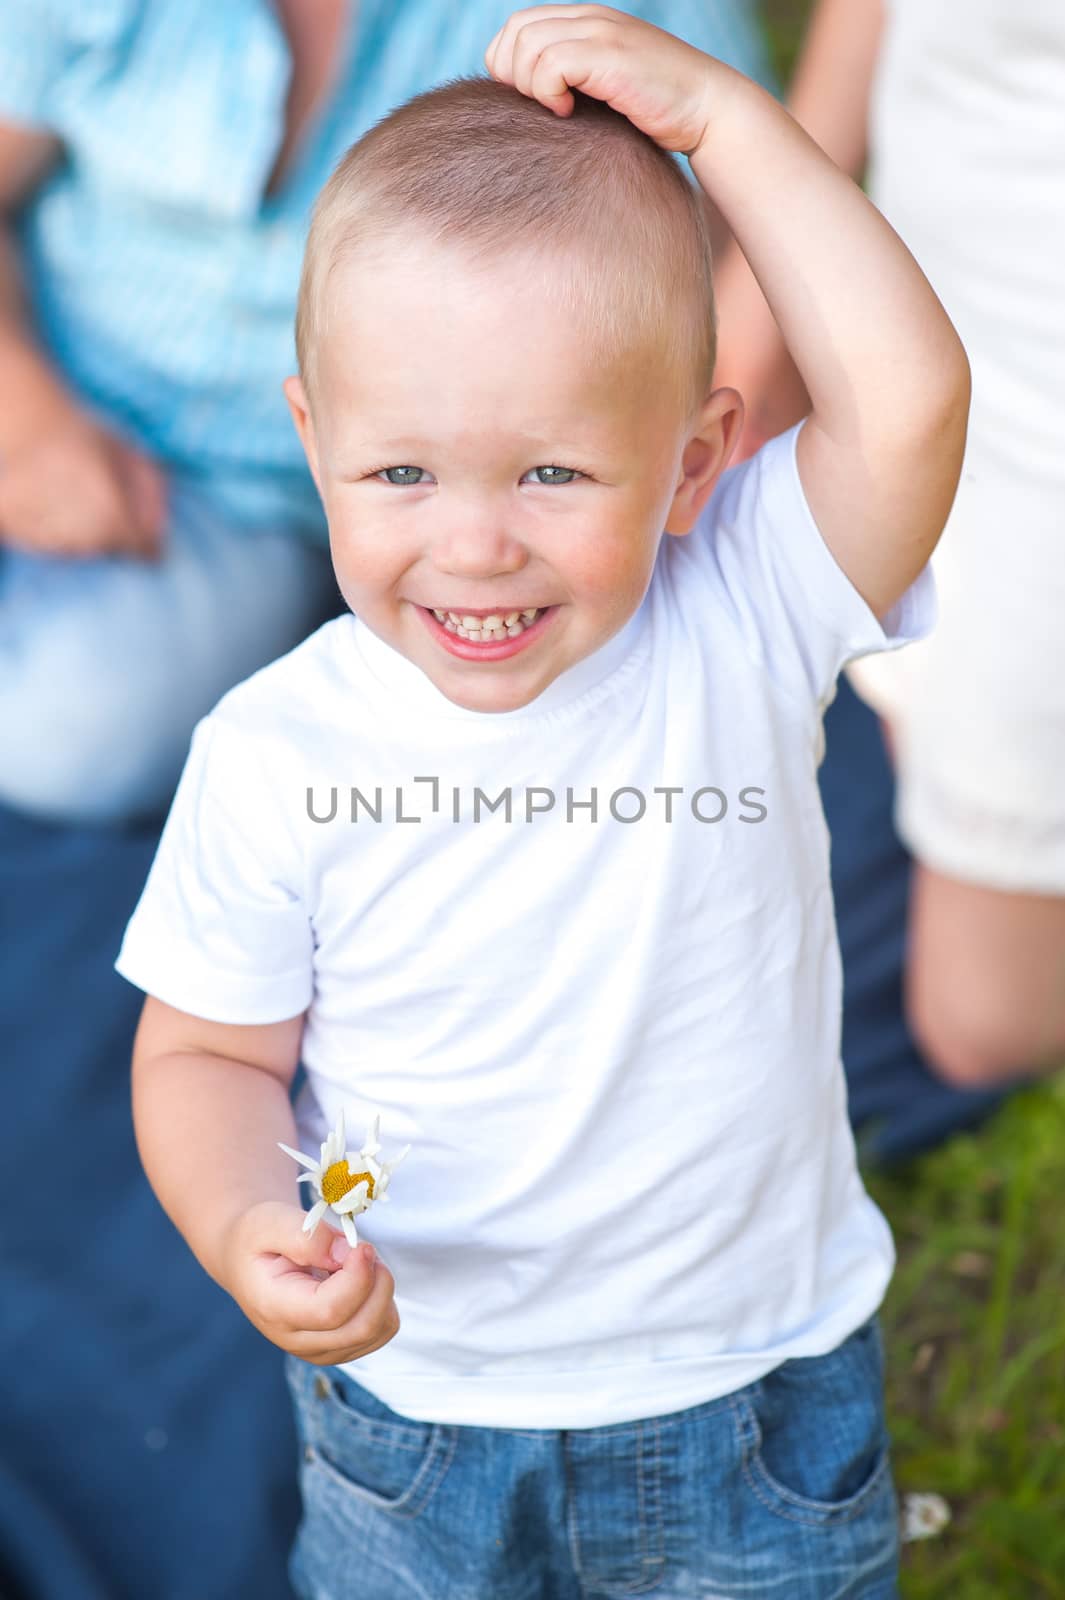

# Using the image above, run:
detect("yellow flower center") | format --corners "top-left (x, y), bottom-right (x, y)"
top-left (321, 1160), bottom-right (375, 1206)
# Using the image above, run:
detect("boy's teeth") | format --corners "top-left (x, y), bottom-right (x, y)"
top-left (430, 606), bottom-right (545, 642)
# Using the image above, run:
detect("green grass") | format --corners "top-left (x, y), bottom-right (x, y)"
top-left (865, 1076), bottom-right (1065, 1596)
top-left (754, 5), bottom-right (1065, 1593)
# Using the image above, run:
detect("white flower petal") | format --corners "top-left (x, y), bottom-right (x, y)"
top-left (340, 1211), bottom-right (360, 1247)
top-left (333, 1182), bottom-right (370, 1214)
top-left (278, 1142), bottom-right (320, 1173)
top-left (296, 1172), bottom-right (318, 1186)
top-left (323, 1109), bottom-right (346, 1168)
top-left (392, 1144), bottom-right (411, 1167)
top-left (302, 1199), bottom-right (329, 1234)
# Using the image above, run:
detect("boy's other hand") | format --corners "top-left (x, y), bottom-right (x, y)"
top-left (485, 4), bottom-right (726, 158)
top-left (0, 402), bottom-right (167, 561)
top-left (221, 1200), bottom-right (401, 1366)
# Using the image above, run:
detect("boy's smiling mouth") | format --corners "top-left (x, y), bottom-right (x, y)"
top-left (416, 603), bottom-right (557, 660)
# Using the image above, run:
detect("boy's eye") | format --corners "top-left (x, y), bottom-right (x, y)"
top-left (371, 464), bottom-right (583, 487)
top-left (526, 465), bottom-right (581, 486)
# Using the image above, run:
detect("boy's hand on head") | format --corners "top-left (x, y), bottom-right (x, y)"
top-left (484, 4), bottom-right (726, 158)
top-left (488, 5), bottom-right (970, 617)
top-left (0, 402), bottom-right (167, 561)
top-left (220, 1201), bottom-right (401, 1365)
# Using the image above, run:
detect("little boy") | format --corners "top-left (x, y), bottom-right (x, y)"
top-left (116, 6), bottom-right (969, 1595)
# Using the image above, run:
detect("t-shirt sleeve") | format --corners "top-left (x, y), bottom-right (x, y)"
top-left (674, 419), bottom-right (937, 712)
top-left (114, 714), bottom-right (314, 1024)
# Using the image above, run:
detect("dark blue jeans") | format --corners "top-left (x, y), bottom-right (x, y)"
top-left (284, 1317), bottom-right (898, 1600)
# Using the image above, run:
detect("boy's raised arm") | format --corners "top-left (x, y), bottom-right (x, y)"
top-left (687, 48), bottom-right (969, 620)
top-left (486, 4), bottom-right (971, 620)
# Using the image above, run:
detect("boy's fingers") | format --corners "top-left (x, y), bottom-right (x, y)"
top-left (528, 42), bottom-right (583, 116)
top-left (486, 6), bottom-right (603, 81)
top-left (499, 17), bottom-right (615, 119)
top-left (290, 1214), bottom-right (350, 1271)
top-left (296, 1257), bottom-right (399, 1364)
top-left (242, 1209), bottom-right (354, 1299)
top-left (235, 1205), bottom-right (391, 1340)
top-left (244, 1203), bottom-right (345, 1273)
top-left (306, 1294), bottom-right (401, 1367)
top-left (302, 1250), bottom-right (395, 1345)
top-left (270, 1251), bottom-right (377, 1333)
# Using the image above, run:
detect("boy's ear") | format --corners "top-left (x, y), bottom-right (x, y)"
top-left (283, 375), bottom-right (324, 497)
top-left (664, 387), bottom-right (745, 536)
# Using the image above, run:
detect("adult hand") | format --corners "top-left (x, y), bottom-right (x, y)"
top-left (0, 401), bottom-right (167, 559)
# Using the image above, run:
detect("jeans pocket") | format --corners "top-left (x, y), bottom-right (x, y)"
top-left (730, 1316), bottom-right (893, 1527)
top-left (285, 1352), bottom-right (456, 1519)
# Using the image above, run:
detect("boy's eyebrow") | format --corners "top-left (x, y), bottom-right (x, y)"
top-left (355, 436), bottom-right (427, 450)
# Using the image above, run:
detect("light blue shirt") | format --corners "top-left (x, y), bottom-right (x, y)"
top-left (2, 0), bottom-right (772, 540)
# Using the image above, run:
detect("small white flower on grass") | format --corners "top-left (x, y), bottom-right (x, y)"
top-left (899, 1492), bottom-right (951, 1543)
top-left (278, 1109), bottom-right (410, 1247)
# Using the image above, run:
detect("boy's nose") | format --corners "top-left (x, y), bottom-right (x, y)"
top-left (430, 515), bottom-right (528, 578)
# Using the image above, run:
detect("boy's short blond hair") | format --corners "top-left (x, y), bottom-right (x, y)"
top-left (295, 76), bottom-right (717, 422)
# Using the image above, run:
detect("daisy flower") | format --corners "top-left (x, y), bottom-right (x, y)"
top-left (899, 1492), bottom-right (951, 1543)
top-left (278, 1108), bottom-right (411, 1247)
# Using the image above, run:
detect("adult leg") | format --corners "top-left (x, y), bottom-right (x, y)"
top-left (855, 1), bottom-right (1065, 1100)
top-left (0, 799), bottom-right (304, 1600)
top-left (848, 426), bottom-right (1065, 1099)
top-left (0, 475), bottom-right (340, 824)
top-left (0, 466), bottom-right (340, 1593)
top-left (820, 676), bottom-right (1008, 1162)
top-left (906, 868), bottom-right (1065, 1088)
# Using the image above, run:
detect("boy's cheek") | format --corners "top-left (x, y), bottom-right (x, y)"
top-left (327, 526), bottom-right (406, 598)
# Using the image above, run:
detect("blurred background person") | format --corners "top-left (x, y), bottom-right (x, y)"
top-left (714, 0), bottom-right (1065, 1097)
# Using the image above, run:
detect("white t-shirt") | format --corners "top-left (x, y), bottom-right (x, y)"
top-left (116, 423), bottom-right (935, 1428)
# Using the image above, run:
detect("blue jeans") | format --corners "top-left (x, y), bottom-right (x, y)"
top-left (283, 1316), bottom-right (898, 1599)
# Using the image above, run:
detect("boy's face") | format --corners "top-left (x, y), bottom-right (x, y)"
top-left (286, 240), bottom-right (742, 715)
